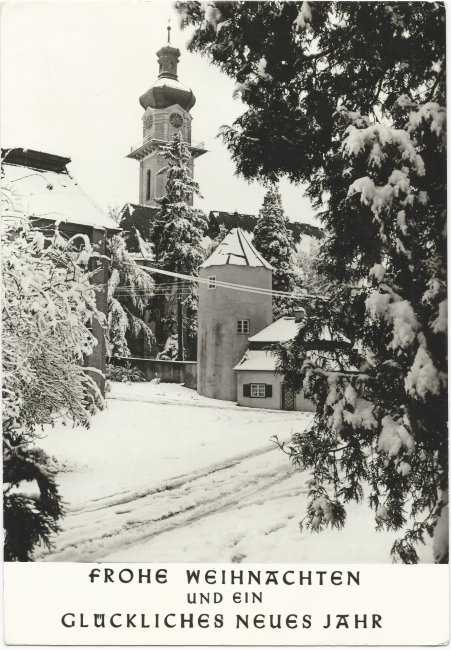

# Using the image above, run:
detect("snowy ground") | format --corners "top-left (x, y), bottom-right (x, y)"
top-left (35, 382), bottom-right (433, 563)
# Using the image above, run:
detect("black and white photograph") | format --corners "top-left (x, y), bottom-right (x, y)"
top-left (1, 0), bottom-right (447, 576)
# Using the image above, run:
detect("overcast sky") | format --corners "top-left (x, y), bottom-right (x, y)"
top-left (1, 0), bottom-right (317, 224)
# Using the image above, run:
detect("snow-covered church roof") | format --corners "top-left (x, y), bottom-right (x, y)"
top-left (1, 148), bottom-right (119, 231)
top-left (201, 228), bottom-right (273, 270)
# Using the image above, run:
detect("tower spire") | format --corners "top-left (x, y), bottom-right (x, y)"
top-left (129, 23), bottom-right (206, 206)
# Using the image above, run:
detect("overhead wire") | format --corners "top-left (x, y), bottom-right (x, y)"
top-left (115, 262), bottom-right (326, 301)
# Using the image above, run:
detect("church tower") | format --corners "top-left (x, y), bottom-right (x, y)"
top-left (127, 26), bottom-right (206, 206)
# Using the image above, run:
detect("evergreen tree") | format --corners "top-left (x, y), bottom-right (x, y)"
top-left (205, 223), bottom-right (228, 259)
top-left (107, 233), bottom-right (154, 357)
top-left (295, 238), bottom-right (325, 297)
top-left (177, 1), bottom-right (447, 562)
top-left (2, 219), bottom-right (103, 560)
top-left (150, 132), bottom-right (207, 360)
top-left (253, 185), bottom-right (298, 318)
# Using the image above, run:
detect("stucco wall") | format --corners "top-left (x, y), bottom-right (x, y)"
top-left (236, 370), bottom-right (282, 409)
top-left (197, 265), bottom-right (273, 401)
top-left (236, 370), bottom-right (315, 412)
top-left (110, 356), bottom-right (197, 389)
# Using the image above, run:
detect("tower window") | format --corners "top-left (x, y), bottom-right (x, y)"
top-left (208, 276), bottom-right (216, 289)
top-left (146, 170), bottom-right (151, 201)
top-left (237, 319), bottom-right (250, 334)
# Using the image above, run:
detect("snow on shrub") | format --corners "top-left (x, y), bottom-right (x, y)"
top-left (277, 88), bottom-right (447, 564)
top-left (2, 218), bottom-right (104, 560)
top-left (106, 233), bottom-right (154, 358)
top-left (177, 0), bottom-right (447, 564)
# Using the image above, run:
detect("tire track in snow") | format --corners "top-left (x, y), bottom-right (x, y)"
top-left (36, 448), bottom-right (298, 562)
top-left (68, 438), bottom-right (287, 514)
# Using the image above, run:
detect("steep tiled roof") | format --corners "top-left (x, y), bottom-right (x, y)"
top-left (119, 203), bottom-right (159, 252)
top-left (207, 210), bottom-right (323, 243)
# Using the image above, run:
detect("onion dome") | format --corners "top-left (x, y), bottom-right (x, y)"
top-left (139, 28), bottom-right (196, 112)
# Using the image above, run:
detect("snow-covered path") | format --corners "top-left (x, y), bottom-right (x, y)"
top-left (37, 382), bottom-right (311, 561)
top-left (37, 444), bottom-right (297, 562)
top-left (36, 382), bottom-right (434, 563)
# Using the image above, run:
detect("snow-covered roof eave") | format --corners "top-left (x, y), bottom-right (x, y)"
top-left (34, 215), bottom-right (121, 233)
top-left (233, 349), bottom-right (278, 372)
top-left (248, 317), bottom-right (301, 344)
top-left (2, 160), bottom-right (121, 232)
top-left (233, 365), bottom-right (277, 372)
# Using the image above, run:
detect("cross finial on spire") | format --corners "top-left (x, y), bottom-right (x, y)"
top-left (167, 19), bottom-right (171, 43)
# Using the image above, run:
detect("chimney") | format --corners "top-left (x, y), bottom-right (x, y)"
top-left (294, 308), bottom-right (306, 323)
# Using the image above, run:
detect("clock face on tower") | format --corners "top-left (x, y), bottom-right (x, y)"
top-left (169, 112), bottom-right (183, 128)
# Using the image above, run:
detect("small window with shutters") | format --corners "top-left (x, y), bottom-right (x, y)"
top-left (251, 383), bottom-right (266, 397)
top-left (243, 383), bottom-right (273, 398)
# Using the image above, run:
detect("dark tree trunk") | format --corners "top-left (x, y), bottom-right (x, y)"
top-left (177, 279), bottom-right (184, 361)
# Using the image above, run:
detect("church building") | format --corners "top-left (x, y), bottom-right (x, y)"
top-left (126, 25), bottom-right (206, 207)
top-left (121, 31), bottom-right (314, 412)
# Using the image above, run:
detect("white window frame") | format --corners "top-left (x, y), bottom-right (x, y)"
top-left (208, 275), bottom-right (216, 289)
top-left (250, 383), bottom-right (266, 398)
top-left (237, 319), bottom-right (250, 334)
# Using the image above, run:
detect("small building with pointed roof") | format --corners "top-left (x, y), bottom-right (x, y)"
top-left (233, 314), bottom-right (315, 411)
top-left (197, 228), bottom-right (273, 401)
